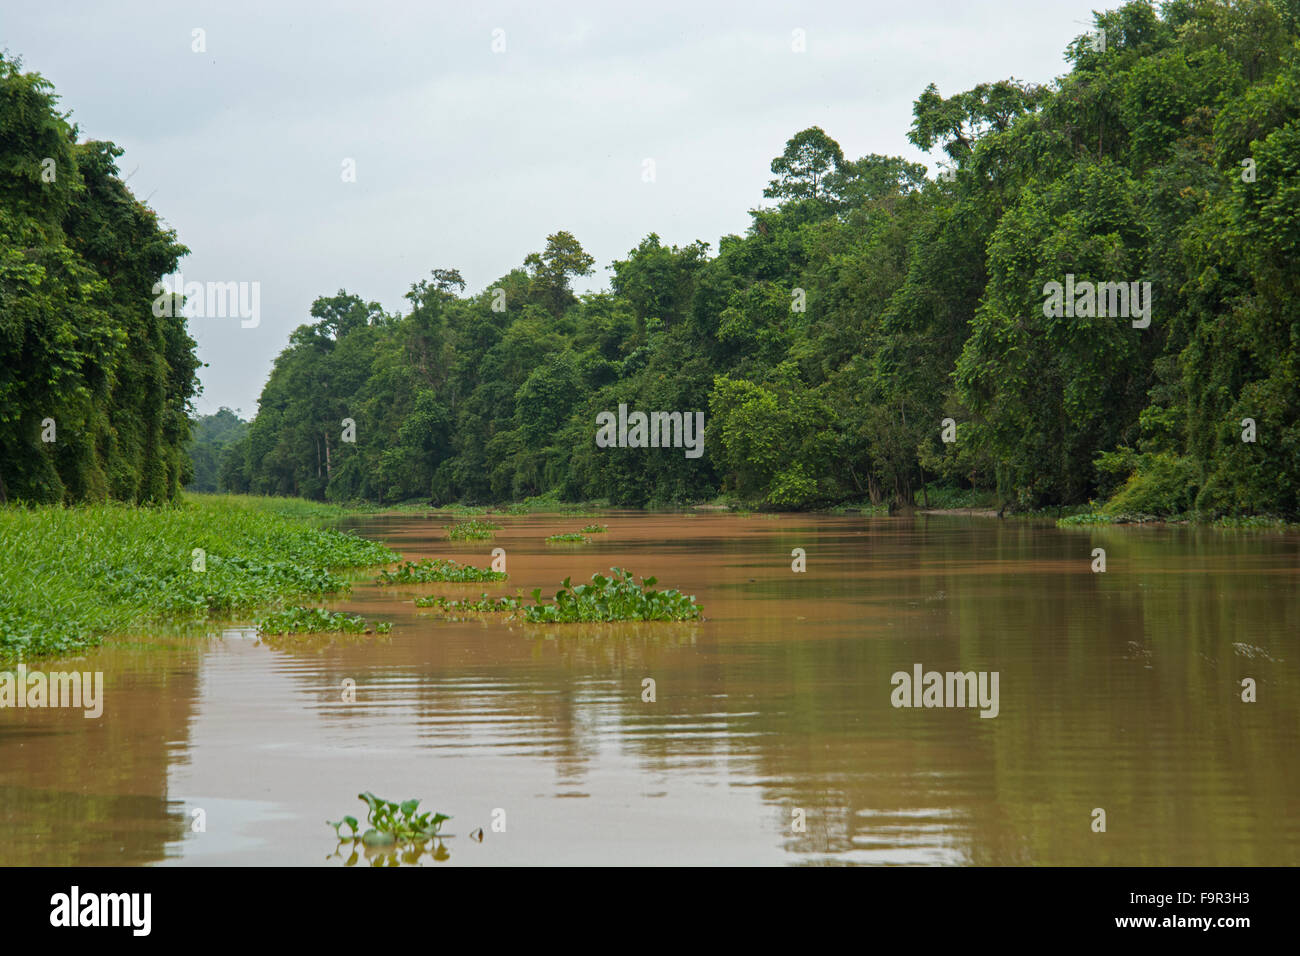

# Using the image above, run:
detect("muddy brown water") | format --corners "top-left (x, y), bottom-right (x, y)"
top-left (2, 512), bottom-right (1297, 865)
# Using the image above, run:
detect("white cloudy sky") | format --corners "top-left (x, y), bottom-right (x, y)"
top-left (4, 0), bottom-right (1105, 416)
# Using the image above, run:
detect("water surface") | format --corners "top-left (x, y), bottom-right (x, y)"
top-left (2, 512), bottom-right (1296, 865)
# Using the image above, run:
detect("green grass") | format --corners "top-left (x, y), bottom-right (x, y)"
top-left (377, 558), bottom-right (506, 584)
top-left (0, 495), bottom-right (397, 663)
top-left (446, 519), bottom-right (501, 540)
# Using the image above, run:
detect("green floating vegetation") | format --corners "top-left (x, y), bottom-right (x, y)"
top-left (546, 532), bottom-right (589, 543)
top-left (1212, 515), bottom-right (1296, 530)
top-left (416, 593), bottom-right (521, 613)
top-left (329, 792), bottom-right (449, 848)
top-left (580, 524), bottom-right (608, 534)
top-left (526, 569), bottom-right (701, 622)
top-left (1058, 511), bottom-right (1161, 527)
top-left (377, 558), bottom-right (506, 584)
top-left (0, 496), bottom-right (397, 663)
top-left (257, 606), bottom-right (392, 635)
top-left (446, 520), bottom-right (501, 540)
top-left (419, 569), bottom-right (702, 623)
top-left (1057, 512), bottom-right (1122, 527)
top-left (1058, 510), bottom-right (1297, 531)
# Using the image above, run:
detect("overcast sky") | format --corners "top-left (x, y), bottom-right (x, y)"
top-left (4, 0), bottom-right (1105, 417)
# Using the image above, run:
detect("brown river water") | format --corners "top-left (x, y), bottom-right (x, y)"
top-left (2, 512), bottom-right (1297, 866)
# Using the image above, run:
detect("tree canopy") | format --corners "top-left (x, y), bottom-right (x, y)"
top-left (0, 54), bottom-right (198, 504)
top-left (218, 1), bottom-right (1300, 518)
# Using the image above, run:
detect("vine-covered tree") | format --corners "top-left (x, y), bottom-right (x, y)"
top-left (0, 54), bottom-right (199, 503)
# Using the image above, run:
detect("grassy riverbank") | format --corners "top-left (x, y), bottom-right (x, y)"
top-left (0, 494), bottom-right (396, 663)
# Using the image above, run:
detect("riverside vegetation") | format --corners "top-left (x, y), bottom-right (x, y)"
top-left (0, 495), bottom-right (396, 662)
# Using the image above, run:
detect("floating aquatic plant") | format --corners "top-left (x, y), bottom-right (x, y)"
top-left (416, 593), bottom-right (521, 613)
top-left (417, 569), bottom-right (701, 623)
top-left (329, 792), bottom-right (450, 852)
top-left (523, 568), bottom-right (701, 622)
top-left (446, 520), bottom-right (501, 540)
top-left (257, 606), bottom-right (391, 635)
top-left (377, 557), bottom-right (506, 584)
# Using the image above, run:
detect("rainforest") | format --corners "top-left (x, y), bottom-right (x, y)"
top-left (5, 2), bottom-right (1299, 519)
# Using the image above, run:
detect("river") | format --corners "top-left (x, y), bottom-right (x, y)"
top-left (2, 512), bottom-right (1296, 865)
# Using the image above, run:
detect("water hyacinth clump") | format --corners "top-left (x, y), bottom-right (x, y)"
top-left (546, 532), bottom-right (588, 543)
top-left (415, 593), bottom-right (522, 613)
top-left (446, 520), bottom-right (501, 541)
top-left (580, 524), bottom-right (608, 534)
top-left (329, 792), bottom-right (449, 848)
top-left (413, 569), bottom-right (700, 623)
top-left (257, 606), bottom-right (392, 635)
top-left (524, 568), bottom-right (701, 623)
top-left (377, 558), bottom-right (506, 584)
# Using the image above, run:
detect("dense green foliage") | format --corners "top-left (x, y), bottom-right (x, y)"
top-left (1, 55), bottom-right (200, 504)
top-left (0, 494), bottom-right (396, 661)
top-left (213, 1), bottom-right (1297, 518)
top-left (186, 407), bottom-right (249, 492)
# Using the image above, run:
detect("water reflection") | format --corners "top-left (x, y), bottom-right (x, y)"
top-left (327, 836), bottom-right (451, 867)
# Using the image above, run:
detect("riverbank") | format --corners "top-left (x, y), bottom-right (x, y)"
top-left (331, 490), bottom-right (1297, 529)
top-left (0, 494), bottom-right (395, 664)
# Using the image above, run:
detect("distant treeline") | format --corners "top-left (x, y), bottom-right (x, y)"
top-left (218, 2), bottom-right (1299, 516)
top-left (0, 55), bottom-right (198, 504)
top-left (13, 2), bottom-right (1298, 517)
top-left (186, 407), bottom-right (248, 492)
